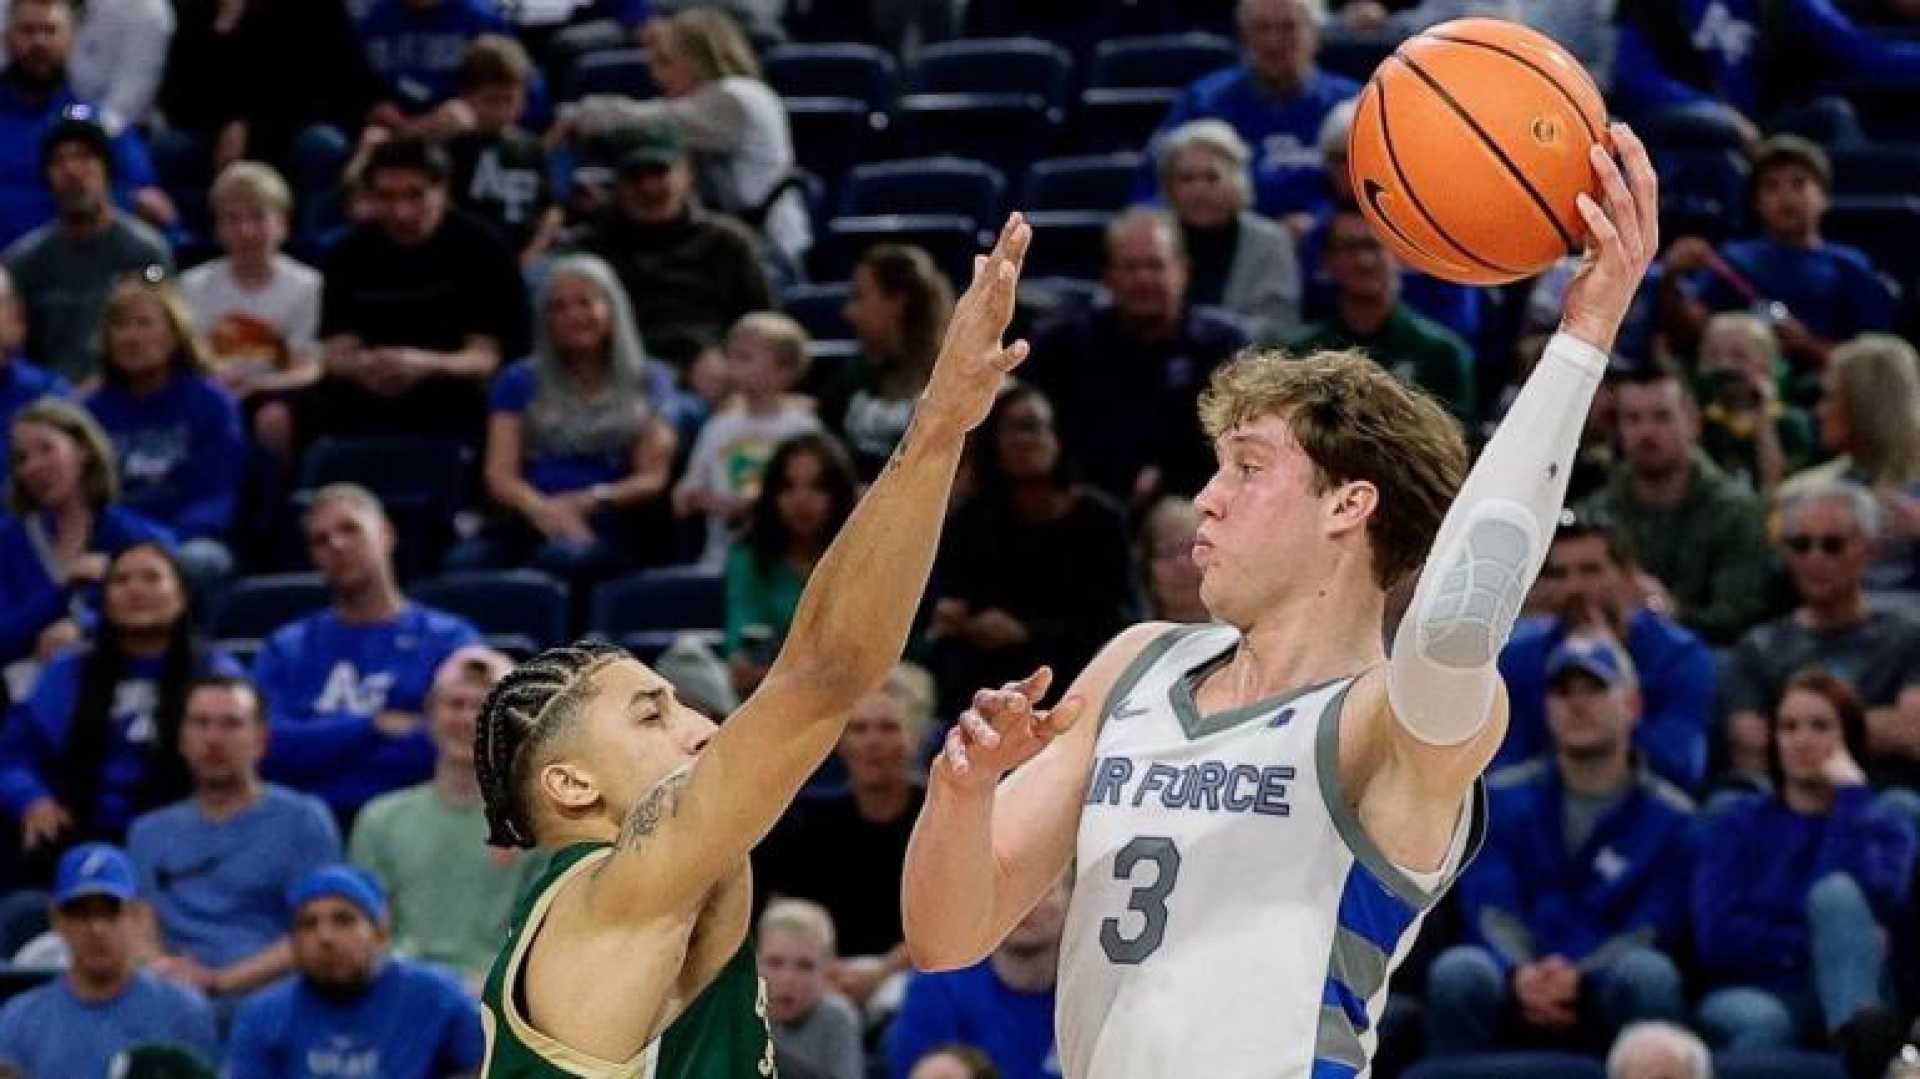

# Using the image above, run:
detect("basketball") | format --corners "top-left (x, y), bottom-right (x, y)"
top-left (1346, 18), bottom-right (1610, 286)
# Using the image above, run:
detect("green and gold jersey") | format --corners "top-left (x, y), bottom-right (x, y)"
top-left (479, 842), bottom-right (775, 1078)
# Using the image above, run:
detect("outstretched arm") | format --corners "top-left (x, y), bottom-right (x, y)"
top-left (1381, 126), bottom-right (1660, 789)
top-left (622, 217), bottom-right (1036, 909)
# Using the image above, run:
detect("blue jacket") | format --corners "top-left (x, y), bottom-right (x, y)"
top-left (1132, 65), bottom-right (1357, 221)
top-left (1696, 239), bottom-right (1897, 346)
top-left (0, 506), bottom-right (173, 665)
top-left (85, 374), bottom-right (247, 541)
top-left (0, 76), bottom-right (157, 248)
top-left (887, 961), bottom-right (1058, 1079)
top-left (1458, 757), bottom-right (1697, 976)
top-left (1498, 612), bottom-right (1716, 792)
top-left (1692, 788), bottom-right (1917, 994)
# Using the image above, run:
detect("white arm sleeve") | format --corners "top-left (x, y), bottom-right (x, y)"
top-left (1387, 331), bottom-right (1610, 745)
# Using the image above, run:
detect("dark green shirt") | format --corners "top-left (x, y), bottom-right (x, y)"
top-left (1290, 304), bottom-right (1478, 424)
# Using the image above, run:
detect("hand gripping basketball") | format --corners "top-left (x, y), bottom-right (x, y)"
top-left (939, 666), bottom-right (1085, 791)
top-left (1559, 123), bottom-right (1659, 354)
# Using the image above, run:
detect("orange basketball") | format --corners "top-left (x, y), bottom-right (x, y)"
top-left (1346, 18), bottom-right (1609, 286)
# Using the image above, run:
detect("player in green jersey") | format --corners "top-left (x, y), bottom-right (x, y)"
top-left (468, 214), bottom-right (1035, 1078)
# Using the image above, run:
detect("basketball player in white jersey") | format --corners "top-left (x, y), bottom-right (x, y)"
top-left (901, 124), bottom-right (1660, 1078)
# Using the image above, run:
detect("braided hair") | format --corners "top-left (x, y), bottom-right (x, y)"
top-left (475, 640), bottom-right (629, 848)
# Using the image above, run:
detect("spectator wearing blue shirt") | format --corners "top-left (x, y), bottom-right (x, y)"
top-left (1693, 671), bottom-right (1917, 1072)
top-left (1664, 137), bottom-right (1896, 376)
top-left (887, 881), bottom-right (1063, 1079)
top-left (1134, 0), bottom-right (1358, 232)
top-left (0, 843), bottom-right (219, 1078)
top-left (1499, 513), bottom-right (1715, 791)
top-left (224, 865), bottom-right (485, 1079)
top-left (252, 483), bottom-right (481, 821)
top-left (446, 254), bottom-right (679, 586)
top-left (356, 0), bottom-right (524, 133)
top-left (83, 274), bottom-right (246, 600)
top-left (1, 398), bottom-right (173, 667)
top-left (0, 0), bottom-right (168, 251)
top-left (0, 264), bottom-right (66, 462)
top-left (128, 676), bottom-right (340, 1011)
top-left (0, 543), bottom-right (238, 855)
top-left (1428, 635), bottom-right (1693, 1057)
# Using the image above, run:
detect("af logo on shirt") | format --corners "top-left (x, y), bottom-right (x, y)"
top-left (314, 663), bottom-right (396, 717)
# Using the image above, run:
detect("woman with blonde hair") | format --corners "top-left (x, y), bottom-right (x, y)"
top-left (1783, 333), bottom-right (1920, 589)
top-left (1156, 119), bottom-right (1301, 344)
top-left (82, 272), bottom-right (244, 595)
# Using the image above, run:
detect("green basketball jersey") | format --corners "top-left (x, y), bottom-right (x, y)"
top-left (479, 842), bottom-right (776, 1078)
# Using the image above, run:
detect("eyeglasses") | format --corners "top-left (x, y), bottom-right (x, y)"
top-left (1783, 533), bottom-right (1852, 556)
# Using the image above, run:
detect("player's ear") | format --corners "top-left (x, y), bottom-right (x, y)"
top-left (1326, 479), bottom-right (1378, 533)
top-left (539, 759), bottom-right (600, 814)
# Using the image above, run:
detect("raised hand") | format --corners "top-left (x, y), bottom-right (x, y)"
top-left (1561, 124), bottom-right (1659, 355)
top-left (937, 666), bottom-right (1084, 793)
top-left (918, 213), bottom-right (1033, 437)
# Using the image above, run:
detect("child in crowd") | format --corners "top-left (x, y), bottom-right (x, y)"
top-left (758, 898), bottom-right (863, 1079)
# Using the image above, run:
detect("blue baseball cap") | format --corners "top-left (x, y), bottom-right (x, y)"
top-left (54, 843), bottom-right (138, 907)
top-left (287, 865), bottom-right (387, 926)
top-left (1546, 635), bottom-right (1629, 688)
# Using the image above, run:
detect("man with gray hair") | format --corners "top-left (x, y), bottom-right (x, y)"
top-left (1721, 481), bottom-right (1920, 788)
top-left (1133, 0), bottom-right (1359, 232)
top-left (1027, 207), bottom-right (1248, 506)
top-left (252, 483), bottom-right (482, 823)
top-left (1607, 1021), bottom-right (1712, 1079)
top-left (1154, 118), bottom-right (1301, 344)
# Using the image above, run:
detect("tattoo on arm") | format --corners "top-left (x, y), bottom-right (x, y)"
top-left (617, 765), bottom-right (693, 851)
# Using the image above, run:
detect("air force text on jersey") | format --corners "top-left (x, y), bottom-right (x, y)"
top-left (1085, 756), bottom-right (1295, 817)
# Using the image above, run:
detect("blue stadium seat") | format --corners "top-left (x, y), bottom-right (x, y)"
top-left (812, 213), bottom-right (980, 287)
top-left (895, 93), bottom-right (1061, 177)
top-left (591, 567), bottom-right (725, 658)
top-left (562, 47), bottom-right (657, 102)
top-left (1315, 32), bottom-right (1397, 83)
top-left (1830, 142), bottom-right (1920, 196)
top-left (1402, 1052), bottom-right (1605, 1079)
top-left (1639, 103), bottom-right (1753, 152)
top-left (786, 96), bottom-right (883, 186)
top-left (840, 157), bottom-right (1006, 225)
top-left (1823, 82), bottom-right (1920, 142)
top-left (763, 42), bottom-right (897, 114)
top-left (1075, 86), bottom-right (1179, 152)
top-left (907, 37), bottom-right (1074, 113)
top-left (1021, 152), bottom-right (1143, 211)
top-left (1022, 210), bottom-right (1114, 281)
top-left (1713, 1050), bottom-right (1847, 1079)
top-left (1826, 195), bottom-right (1920, 284)
top-left (211, 573), bottom-right (329, 649)
top-left (781, 282), bottom-right (853, 340)
top-left (295, 435), bottom-right (475, 582)
top-left (1649, 147), bottom-right (1749, 244)
top-left (1088, 33), bottom-right (1236, 90)
top-left (410, 570), bottom-right (571, 658)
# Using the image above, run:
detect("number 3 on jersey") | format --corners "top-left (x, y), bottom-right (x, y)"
top-left (1099, 836), bottom-right (1182, 964)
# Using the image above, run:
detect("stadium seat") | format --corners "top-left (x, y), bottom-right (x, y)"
top-left (295, 436), bottom-right (474, 581)
top-left (1823, 81), bottom-right (1920, 142)
top-left (591, 567), bottom-right (725, 657)
top-left (1075, 86), bottom-right (1179, 152)
top-left (1021, 152), bottom-right (1143, 211)
top-left (1712, 1050), bottom-right (1847, 1079)
top-left (1649, 147), bottom-right (1749, 244)
top-left (411, 570), bottom-right (570, 658)
top-left (812, 213), bottom-right (980, 287)
top-left (1830, 142), bottom-right (1920, 196)
top-left (1402, 1052), bottom-right (1605, 1079)
top-left (562, 47), bottom-right (657, 102)
top-left (1088, 33), bottom-right (1236, 90)
top-left (210, 573), bottom-right (329, 649)
top-left (1826, 195), bottom-right (1920, 285)
top-left (1315, 32), bottom-right (1397, 83)
top-left (786, 96), bottom-right (884, 187)
top-left (907, 37), bottom-right (1074, 112)
top-left (840, 156), bottom-right (1006, 225)
top-left (895, 92), bottom-right (1062, 177)
top-left (1022, 210), bottom-right (1114, 281)
top-left (1639, 103), bottom-right (1753, 152)
top-left (781, 282), bottom-right (853, 340)
top-left (763, 42), bottom-right (897, 114)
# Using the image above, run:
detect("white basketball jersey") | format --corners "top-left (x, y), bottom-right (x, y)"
top-left (1058, 624), bottom-right (1486, 1079)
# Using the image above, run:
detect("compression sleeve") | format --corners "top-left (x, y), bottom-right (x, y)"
top-left (1387, 331), bottom-right (1609, 744)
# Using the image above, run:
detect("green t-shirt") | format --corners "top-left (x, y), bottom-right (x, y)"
top-left (1291, 305), bottom-right (1478, 424)
top-left (479, 842), bottom-right (775, 1078)
top-left (724, 543), bottom-right (806, 658)
top-left (349, 783), bottom-right (549, 983)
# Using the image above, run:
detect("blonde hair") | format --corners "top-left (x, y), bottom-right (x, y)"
top-left (1156, 120), bottom-right (1254, 210)
top-left (881, 661), bottom-right (937, 747)
top-left (210, 160), bottom-right (293, 218)
top-left (661, 8), bottom-right (761, 83)
top-left (1198, 348), bottom-right (1467, 589)
top-left (1829, 333), bottom-right (1920, 486)
top-left (758, 898), bottom-right (836, 957)
top-left (99, 273), bottom-right (208, 386)
top-left (6, 397), bottom-right (118, 514)
top-left (303, 482), bottom-right (387, 528)
top-left (1701, 311), bottom-right (1780, 369)
top-left (731, 312), bottom-right (812, 379)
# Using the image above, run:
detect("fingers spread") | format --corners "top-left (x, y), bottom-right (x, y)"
top-left (1012, 665), bottom-right (1054, 702)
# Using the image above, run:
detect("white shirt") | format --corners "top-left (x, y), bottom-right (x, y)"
top-left (178, 254), bottom-right (322, 375)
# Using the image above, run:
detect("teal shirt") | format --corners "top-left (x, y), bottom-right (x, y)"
top-left (725, 544), bottom-right (806, 657)
top-left (1291, 305), bottom-right (1478, 424)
